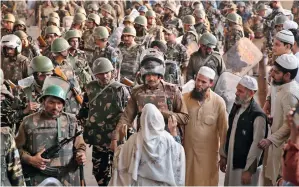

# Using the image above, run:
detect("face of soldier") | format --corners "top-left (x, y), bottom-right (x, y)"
top-left (235, 84), bottom-right (253, 105)
top-left (69, 38), bottom-right (79, 50)
top-left (195, 16), bottom-right (204, 24)
top-left (21, 38), bottom-right (29, 48)
top-left (275, 25), bottom-right (283, 32)
top-left (183, 24), bottom-right (191, 32)
top-left (139, 11), bottom-right (146, 16)
top-left (238, 6), bottom-right (245, 13)
top-left (2, 21), bottom-right (13, 30)
top-left (101, 10), bottom-right (109, 17)
top-left (200, 44), bottom-right (212, 55)
top-left (147, 17), bottom-right (155, 26)
top-left (44, 96), bottom-right (64, 117)
top-left (164, 8), bottom-right (172, 16)
top-left (95, 38), bottom-right (108, 48)
top-left (134, 24), bottom-right (144, 32)
top-left (269, 2), bottom-right (276, 9)
top-left (164, 33), bottom-right (176, 43)
top-left (271, 65), bottom-right (288, 86)
top-left (258, 10), bottom-right (266, 17)
top-left (123, 21), bottom-right (133, 27)
top-left (85, 20), bottom-right (95, 29)
top-left (273, 38), bottom-right (291, 56)
top-left (35, 72), bottom-right (53, 86)
top-left (122, 35), bottom-right (135, 46)
top-left (95, 71), bottom-right (112, 86)
top-left (14, 24), bottom-right (26, 32)
top-left (145, 74), bottom-right (161, 88)
top-left (155, 5), bottom-right (163, 14)
top-left (72, 23), bottom-right (82, 30)
top-left (4, 47), bottom-right (16, 57)
top-left (192, 74), bottom-right (212, 100)
top-left (46, 34), bottom-right (59, 45)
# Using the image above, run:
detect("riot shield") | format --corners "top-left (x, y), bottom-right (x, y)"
top-left (37, 177), bottom-right (63, 186)
top-left (42, 76), bottom-right (71, 93)
top-left (214, 71), bottom-right (242, 113)
top-left (18, 76), bottom-right (34, 88)
top-left (223, 37), bottom-right (263, 76)
top-left (108, 24), bottom-right (124, 48)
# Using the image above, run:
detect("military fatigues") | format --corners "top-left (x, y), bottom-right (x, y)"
top-left (194, 22), bottom-right (208, 38)
top-left (15, 111), bottom-right (86, 186)
top-left (100, 15), bottom-right (117, 32)
top-left (237, 10), bottom-right (254, 38)
top-left (147, 24), bottom-right (164, 41)
top-left (1, 28), bottom-right (13, 38)
top-left (68, 50), bottom-right (92, 90)
top-left (181, 28), bottom-right (199, 47)
top-left (56, 9), bottom-right (71, 26)
top-left (165, 42), bottom-right (189, 70)
top-left (1, 127), bottom-right (25, 186)
top-left (116, 80), bottom-right (189, 140)
top-left (206, 6), bottom-right (220, 35)
top-left (81, 80), bottom-right (130, 186)
top-left (224, 24), bottom-right (244, 53)
top-left (292, 1), bottom-right (299, 24)
top-left (1, 54), bottom-right (30, 84)
top-left (161, 16), bottom-right (184, 36)
top-left (82, 29), bottom-right (95, 62)
top-left (187, 50), bottom-right (226, 82)
top-left (118, 42), bottom-right (144, 81)
top-left (178, 5), bottom-right (193, 18)
top-left (21, 44), bottom-right (41, 62)
top-left (20, 82), bottom-right (42, 104)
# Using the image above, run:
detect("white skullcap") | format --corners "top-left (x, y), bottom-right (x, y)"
top-left (239, 75), bottom-right (258, 91)
top-left (275, 30), bottom-right (295, 45)
top-left (198, 66), bottom-right (216, 80)
top-left (283, 20), bottom-right (298, 30)
top-left (275, 54), bottom-right (299, 70)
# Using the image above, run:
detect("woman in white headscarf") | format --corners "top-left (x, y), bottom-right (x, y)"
top-left (108, 103), bottom-right (186, 186)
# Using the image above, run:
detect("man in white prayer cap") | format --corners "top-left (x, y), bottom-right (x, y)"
top-left (183, 66), bottom-right (228, 186)
top-left (220, 75), bottom-right (267, 186)
top-left (258, 54), bottom-right (299, 185)
top-left (283, 20), bottom-right (298, 30)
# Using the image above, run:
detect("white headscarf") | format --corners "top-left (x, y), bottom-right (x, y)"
top-left (109, 104), bottom-right (186, 186)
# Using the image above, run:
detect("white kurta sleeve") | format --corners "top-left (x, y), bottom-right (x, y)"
top-left (243, 116), bottom-right (266, 173)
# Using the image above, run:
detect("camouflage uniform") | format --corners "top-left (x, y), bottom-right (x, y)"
top-left (165, 42), bottom-right (189, 69)
top-left (41, 46), bottom-right (53, 59)
top-left (1, 29), bottom-right (13, 38)
top-left (1, 54), bottom-right (30, 84)
top-left (82, 29), bottom-right (95, 62)
top-left (56, 9), bottom-right (71, 26)
top-left (15, 111), bottom-right (86, 186)
top-left (118, 42), bottom-right (144, 81)
top-left (178, 5), bottom-right (193, 18)
top-left (147, 25), bottom-right (164, 41)
top-left (187, 50), bottom-right (226, 81)
top-left (224, 25), bottom-right (244, 53)
top-left (181, 28), bottom-right (199, 47)
top-left (1, 127), bottom-right (25, 186)
top-left (206, 6), bottom-right (220, 35)
top-left (68, 50), bottom-right (92, 90)
top-left (292, 1), bottom-right (299, 24)
top-left (237, 10), bottom-right (254, 37)
top-left (161, 16), bottom-right (184, 36)
top-left (194, 22), bottom-right (208, 38)
top-left (100, 15), bottom-right (117, 32)
top-left (15, 1), bottom-right (27, 20)
top-left (81, 80), bottom-right (130, 186)
top-left (21, 44), bottom-right (41, 62)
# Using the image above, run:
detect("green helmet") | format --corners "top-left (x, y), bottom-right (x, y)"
top-left (87, 3), bottom-right (99, 12)
top-left (199, 33), bottom-right (217, 48)
top-left (49, 12), bottom-right (60, 20)
top-left (58, 0), bottom-right (67, 6)
top-left (14, 19), bottom-right (26, 27)
top-left (122, 26), bottom-right (136, 37)
top-left (39, 85), bottom-right (66, 102)
top-left (73, 13), bottom-right (87, 24)
top-left (30, 56), bottom-right (54, 73)
top-left (275, 15), bottom-right (288, 26)
top-left (45, 25), bottom-right (62, 36)
top-left (123, 16), bottom-right (134, 23)
top-left (92, 57), bottom-right (114, 75)
top-left (257, 4), bottom-right (267, 12)
top-left (51, 38), bottom-right (70, 53)
top-left (193, 9), bottom-right (206, 19)
top-left (93, 26), bottom-right (109, 39)
top-left (140, 48), bottom-right (165, 78)
top-left (134, 16), bottom-right (147, 26)
top-left (47, 17), bottom-right (60, 27)
top-left (75, 7), bottom-right (87, 16)
top-left (87, 13), bottom-right (101, 25)
top-left (0, 68), bottom-right (4, 86)
top-left (164, 2), bottom-right (176, 13)
top-left (2, 13), bottom-right (15, 23)
top-left (101, 4), bottom-right (112, 14)
top-left (226, 13), bottom-right (239, 24)
top-left (183, 15), bottom-right (196, 25)
top-left (14, 30), bottom-right (28, 39)
top-left (64, 29), bottom-right (82, 41)
top-left (145, 10), bottom-right (156, 18)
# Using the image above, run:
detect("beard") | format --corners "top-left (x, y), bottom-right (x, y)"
top-left (191, 87), bottom-right (209, 101)
top-left (235, 94), bottom-right (251, 105)
top-left (272, 78), bottom-right (285, 86)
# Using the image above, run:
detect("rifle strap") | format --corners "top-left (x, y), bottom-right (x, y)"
top-left (57, 117), bottom-right (62, 139)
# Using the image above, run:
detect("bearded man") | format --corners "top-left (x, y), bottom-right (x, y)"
top-left (183, 66), bottom-right (228, 186)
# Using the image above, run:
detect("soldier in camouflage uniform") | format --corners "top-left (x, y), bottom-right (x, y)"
top-left (205, 1), bottom-right (221, 34)
top-left (145, 10), bottom-right (164, 41)
top-left (13, 19), bottom-right (27, 33)
top-left (163, 27), bottom-right (189, 82)
top-left (100, 4), bottom-right (117, 33)
top-left (91, 26), bottom-right (121, 81)
top-left (292, 1), bottom-right (299, 24)
top-left (181, 15), bottom-right (199, 47)
top-left (224, 13), bottom-right (244, 53)
top-left (134, 15), bottom-right (152, 48)
top-left (178, 1), bottom-right (193, 18)
top-left (65, 30), bottom-right (92, 90)
top-left (40, 1), bottom-right (57, 29)
top-left (87, 3), bottom-right (99, 15)
top-left (114, 49), bottom-right (189, 143)
top-left (162, 2), bottom-right (184, 36)
top-left (70, 13), bottom-right (87, 36)
top-left (237, 2), bottom-right (254, 40)
top-left (14, 30), bottom-right (41, 62)
top-left (75, 6), bottom-right (87, 16)
top-left (15, 85), bottom-right (86, 186)
top-left (193, 9), bottom-right (209, 38)
top-left (123, 15), bottom-right (134, 27)
top-left (42, 26), bottom-right (62, 58)
top-left (118, 26), bottom-right (144, 82)
top-left (1, 34), bottom-right (29, 84)
top-left (78, 58), bottom-right (130, 186)
top-left (1, 13), bottom-right (15, 38)
top-left (55, 0), bottom-right (71, 26)
top-left (187, 33), bottom-right (226, 83)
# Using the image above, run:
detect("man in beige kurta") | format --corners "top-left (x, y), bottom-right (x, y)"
top-left (183, 66), bottom-right (228, 186)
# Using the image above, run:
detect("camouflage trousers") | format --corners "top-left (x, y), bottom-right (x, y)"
top-left (92, 146), bottom-right (113, 186)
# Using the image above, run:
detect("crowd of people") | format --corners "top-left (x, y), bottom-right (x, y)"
top-left (1, 0), bottom-right (299, 186)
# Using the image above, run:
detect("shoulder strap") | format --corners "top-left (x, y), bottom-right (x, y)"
top-left (89, 81), bottom-right (120, 106)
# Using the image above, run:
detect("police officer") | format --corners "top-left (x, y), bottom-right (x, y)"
top-left (42, 25), bottom-right (62, 58)
top-left (65, 29), bottom-right (92, 90)
top-left (14, 30), bottom-right (41, 61)
top-left (187, 33), bottom-right (226, 82)
top-left (193, 9), bottom-right (209, 37)
top-left (181, 15), bottom-right (199, 47)
top-left (114, 49), bottom-right (189, 143)
top-left (118, 26), bottom-right (144, 82)
top-left (16, 85), bottom-right (86, 186)
top-left (1, 13), bottom-right (15, 37)
top-left (162, 2), bottom-right (184, 36)
top-left (79, 57), bottom-right (130, 186)
top-left (224, 12), bottom-right (244, 53)
top-left (1, 34), bottom-right (29, 84)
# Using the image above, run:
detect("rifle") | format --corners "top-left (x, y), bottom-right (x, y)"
top-left (37, 35), bottom-right (48, 48)
top-left (23, 130), bottom-right (83, 179)
top-left (54, 67), bottom-right (83, 105)
top-left (79, 165), bottom-right (86, 186)
top-left (121, 77), bottom-right (134, 87)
